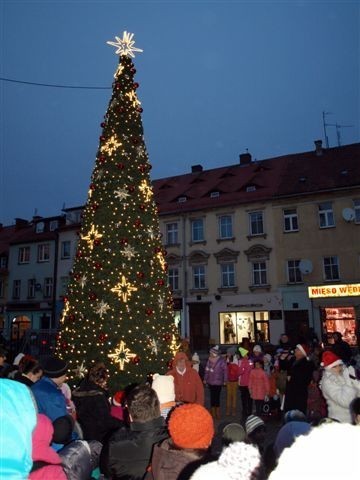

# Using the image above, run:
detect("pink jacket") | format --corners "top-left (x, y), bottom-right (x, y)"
top-left (29, 414), bottom-right (67, 480)
top-left (238, 358), bottom-right (253, 387)
top-left (248, 368), bottom-right (270, 400)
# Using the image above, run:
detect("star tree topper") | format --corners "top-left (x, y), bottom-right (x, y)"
top-left (107, 31), bottom-right (143, 58)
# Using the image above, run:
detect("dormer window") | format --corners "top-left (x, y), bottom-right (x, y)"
top-left (178, 196), bottom-right (187, 203)
top-left (246, 185), bottom-right (256, 192)
top-left (49, 220), bottom-right (58, 231)
top-left (210, 191), bottom-right (220, 198)
top-left (36, 222), bottom-right (45, 233)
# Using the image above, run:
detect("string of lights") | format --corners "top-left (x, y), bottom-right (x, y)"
top-left (0, 76), bottom-right (111, 89)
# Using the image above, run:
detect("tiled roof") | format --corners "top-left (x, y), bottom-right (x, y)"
top-left (153, 143), bottom-right (360, 214)
top-left (0, 225), bottom-right (19, 256)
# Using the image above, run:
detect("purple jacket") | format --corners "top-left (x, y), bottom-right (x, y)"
top-left (204, 357), bottom-right (228, 385)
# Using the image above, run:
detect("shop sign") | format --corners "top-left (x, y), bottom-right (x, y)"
top-left (308, 284), bottom-right (360, 298)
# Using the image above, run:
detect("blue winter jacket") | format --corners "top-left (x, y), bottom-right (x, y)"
top-left (31, 376), bottom-right (67, 422)
top-left (0, 379), bottom-right (37, 479)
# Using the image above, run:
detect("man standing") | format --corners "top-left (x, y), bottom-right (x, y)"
top-left (100, 385), bottom-right (168, 480)
top-left (166, 351), bottom-right (204, 405)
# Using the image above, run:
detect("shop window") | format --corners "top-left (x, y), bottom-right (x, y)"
top-left (322, 307), bottom-right (357, 346)
top-left (219, 311), bottom-right (270, 344)
top-left (318, 202), bottom-right (335, 228)
top-left (323, 256), bottom-right (339, 281)
top-left (283, 208), bottom-right (298, 232)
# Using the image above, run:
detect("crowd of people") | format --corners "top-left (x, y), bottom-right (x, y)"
top-left (1, 331), bottom-right (360, 479)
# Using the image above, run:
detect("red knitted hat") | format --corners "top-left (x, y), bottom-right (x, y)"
top-left (321, 351), bottom-right (343, 369)
top-left (168, 403), bottom-right (214, 449)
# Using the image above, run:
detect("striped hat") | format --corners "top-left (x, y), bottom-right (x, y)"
top-left (245, 415), bottom-right (265, 436)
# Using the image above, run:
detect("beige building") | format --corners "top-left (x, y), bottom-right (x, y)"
top-left (155, 141), bottom-right (360, 350)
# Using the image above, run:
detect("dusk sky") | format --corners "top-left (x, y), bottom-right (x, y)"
top-left (0, 0), bottom-right (359, 225)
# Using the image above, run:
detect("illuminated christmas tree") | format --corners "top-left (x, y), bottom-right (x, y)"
top-left (57, 32), bottom-right (178, 389)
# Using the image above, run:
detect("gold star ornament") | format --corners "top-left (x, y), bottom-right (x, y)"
top-left (108, 340), bottom-right (136, 370)
top-left (81, 225), bottom-right (103, 250)
top-left (111, 275), bottom-right (138, 302)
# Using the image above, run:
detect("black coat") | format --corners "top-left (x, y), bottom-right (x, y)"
top-left (100, 416), bottom-right (168, 480)
top-left (72, 379), bottom-right (123, 443)
top-left (332, 340), bottom-right (352, 365)
top-left (284, 357), bottom-right (314, 414)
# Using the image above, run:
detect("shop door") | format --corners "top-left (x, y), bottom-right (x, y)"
top-left (189, 302), bottom-right (210, 351)
top-left (284, 310), bottom-right (309, 345)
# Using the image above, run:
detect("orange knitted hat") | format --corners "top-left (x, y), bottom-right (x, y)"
top-left (168, 403), bottom-right (214, 449)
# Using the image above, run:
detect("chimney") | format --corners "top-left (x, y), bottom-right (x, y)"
top-left (15, 218), bottom-right (29, 229)
top-left (239, 151), bottom-right (252, 165)
top-left (191, 164), bottom-right (203, 173)
top-left (314, 140), bottom-right (323, 156)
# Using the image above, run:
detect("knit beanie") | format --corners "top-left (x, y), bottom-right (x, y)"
top-left (41, 356), bottom-right (68, 378)
top-left (245, 415), bottom-right (265, 436)
top-left (253, 345), bottom-right (262, 353)
top-left (190, 441), bottom-right (261, 480)
top-left (169, 403), bottom-right (214, 449)
top-left (210, 345), bottom-right (220, 356)
top-left (152, 373), bottom-right (175, 404)
top-left (52, 415), bottom-right (74, 444)
top-left (284, 409), bottom-right (307, 423)
top-left (321, 351), bottom-right (343, 369)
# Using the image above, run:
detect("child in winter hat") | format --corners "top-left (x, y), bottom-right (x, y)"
top-left (190, 441), bottom-right (262, 480)
top-left (152, 373), bottom-right (176, 420)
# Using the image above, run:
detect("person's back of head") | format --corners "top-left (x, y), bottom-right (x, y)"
top-left (126, 385), bottom-right (160, 423)
top-left (222, 422), bottom-right (246, 446)
top-left (88, 362), bottom-right (108, 387)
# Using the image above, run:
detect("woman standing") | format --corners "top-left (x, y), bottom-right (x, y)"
top-left (238, 347), bottom-right (254, 419)
top-left (320, 351), bottom-right (359, 423)
top-left (204, 345), bottom-right (227, 419)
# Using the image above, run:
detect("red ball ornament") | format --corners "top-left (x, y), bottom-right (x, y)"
top-left (117, 107), bottom-right (125, 114)
top-left (94, 262), bottom-right (102, 270)
top-left (93, 238), bottom-right (101, 247)
top-left (138, 164), bottom-right (147, 173)
top-left (89, 292), bottom-right (97, 301)
top-left (98, 332), bottom-right (108, 343)
top-left (100, 122), bottom-right (106, 128)
top-left (132, 355), bottom-right (141, 365)
top-left (91, 203), bottom-right (99, 211)
top-left (145, 308), bottom-right (153, 316)
top-left (167, 359), bottom-right (173, 370)
top-left (133, 82), bottom-right (139, 89)
top-left (120, 238), bottom-right (128, 245)
top-left (99, 155), bottom-right (106, 164)
top-left (130, 68), bottom-right (137, 74)
top-left (132, 138), bottom-right (139, 145)
top-left (137, 107), bottom-right (143, 113)
top-left (164, 333), bottom-right (171, 342)
top-left (63, 296), bottom-right (69, 303)
top-left (116, 162), bottom-right (125, 170)
top-left (139, 204), bottom-right (145, 210)
top-left (69, 314), bottom-right (76, 322)
top-left (154, 246), bottom-right (162, 253)
top-left (127, 185), bottom-right (135, 193)
top-left (157, 279), bottom-right (165, 286)
top-left (137, 271), bottom-right (145, 278)
top-left (134, 219), bottom-right (142, 228)
top-left (115, 82), bottom-right (121, 90)
top-left (61, 342), bottom-right (68, 349)
top-left (73, 273), bottom-right (81, 280)
top-left (89, 183), bottom-right (96, 190)
top-left (76, 250), bottom-right (82, 258)
top-left (100, 135), bottom-right (106, 143)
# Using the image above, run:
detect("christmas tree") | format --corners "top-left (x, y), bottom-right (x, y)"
top-left (57, 32), bottom-right (178, 389)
